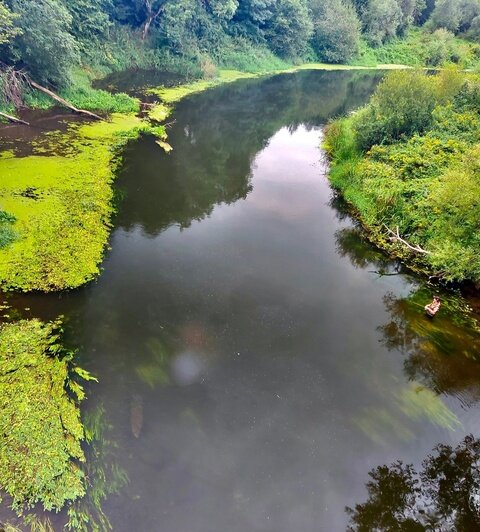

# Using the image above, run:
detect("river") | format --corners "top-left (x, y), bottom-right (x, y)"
top-left (2, 69), bottom-right (480, 531)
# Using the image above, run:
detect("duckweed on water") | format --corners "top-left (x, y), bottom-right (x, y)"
top-left (0, 319), bottom-right (94, 512)
top-left (0, 114), bottom-right (164, 291)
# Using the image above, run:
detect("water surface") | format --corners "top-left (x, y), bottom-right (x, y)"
top-left (3, 70), bottom-right (480, 531)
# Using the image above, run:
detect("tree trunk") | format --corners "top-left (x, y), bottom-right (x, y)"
top-left (0, 110), bottom-right (29, 125)
top-left (142, 17), bottom-right (153, 40)
top-left (29, 81), bottom-right (102, 120)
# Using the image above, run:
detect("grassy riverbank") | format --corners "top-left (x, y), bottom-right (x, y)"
top-left (324, 68), bottom-right (480, 284)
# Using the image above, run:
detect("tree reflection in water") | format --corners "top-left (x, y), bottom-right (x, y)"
top-left (346, 435), bottom-right (480, 531)
top-left (334, 222), bottom-right (480, 531)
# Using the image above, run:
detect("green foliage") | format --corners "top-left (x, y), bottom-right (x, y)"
top-left (0, 319), bottom-right (88, 512)
top-left (0, 0), bottom-right (20, 45)
top-left (353, 70), bottom-right (439, 150)
top-left (263, 0), bottom-right (313, 59)
top-left (64, 0), bottom-right (112, 49)
top-left (325, 69), bottom-right (480, 282)
top-left (65, 406), bottom-right (129, 532)
top-left (310, 0), bottom-right (361, 63)
top-left (9, 0), bottom-right (80, 86)
top-left (362, 0), bottom-right (403, 46)
top-left (353, 28), bottom-right (480, 68)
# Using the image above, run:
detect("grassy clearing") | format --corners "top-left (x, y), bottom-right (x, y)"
top-left (0, 319), bottom-right (92, 512)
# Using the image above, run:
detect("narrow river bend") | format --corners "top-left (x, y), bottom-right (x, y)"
top-left (4, 70), bottom-right (480, 531)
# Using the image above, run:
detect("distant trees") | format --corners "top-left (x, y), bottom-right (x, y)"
top-left (310, 0), bottom-right (361, 62)
top-left (0, 0), bottom-right (19, 45)
top-left (1, 0), bottom-right (480, 91)
top-left (362, 0), bottom-right (403, 45)
top-left (426, 0), bottom-right (480, 35)
top-left (264, 0), bottom-right (313, 58)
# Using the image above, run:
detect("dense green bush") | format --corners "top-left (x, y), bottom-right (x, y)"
top-left (9, 0), bottom-right (80, 86)
top-left (325, 69), bottom-right (480, 282)
top-left (353, 70), bottom-right (439, 150)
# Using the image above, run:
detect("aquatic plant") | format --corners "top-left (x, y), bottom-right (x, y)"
top-left (0, 114), bottom-right (161, 291)
top-left (0, 319), bottom-right (95, 512)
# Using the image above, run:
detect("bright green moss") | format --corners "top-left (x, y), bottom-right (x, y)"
top-left (0, 113), bottom-right (144, 291)
top-left (0, 319), bottom-right (88, 512)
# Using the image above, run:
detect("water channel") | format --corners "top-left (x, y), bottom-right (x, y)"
top-left (2, 69), bottom-right (480, 531)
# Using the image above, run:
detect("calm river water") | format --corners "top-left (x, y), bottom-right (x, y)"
top-left (3, 70), bottom-right (480, 531)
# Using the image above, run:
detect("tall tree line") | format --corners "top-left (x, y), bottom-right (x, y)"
top-left (0, 0), bottom-right (479, 88)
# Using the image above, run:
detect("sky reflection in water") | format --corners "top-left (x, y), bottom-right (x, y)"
top-left (2, 70), bottom-right (480, 531)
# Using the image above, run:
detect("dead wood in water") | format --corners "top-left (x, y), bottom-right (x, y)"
top-left (29, 81), bottom-right (102, 120)
top-left (0, 110), bottom-right (29, 125)
top-left (0, 63), bottom-right (103, 122)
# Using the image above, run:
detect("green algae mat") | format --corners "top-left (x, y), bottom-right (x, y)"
top-left (0, 319), bottom-right (88, 512)
top-left (0, 114), bottom-right (148, 291)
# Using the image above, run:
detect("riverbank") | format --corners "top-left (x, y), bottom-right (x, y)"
top-left (324, 68), bottom-right (480, 286)
top-left (0, 64), bottom-right (402, 293)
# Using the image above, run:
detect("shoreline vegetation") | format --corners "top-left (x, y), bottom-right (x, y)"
top-left (324, 68), bottom-right (480, 286)
top-left (0, 319), bottom-right (93, 518)
top-left (0, 62), bottom-right (402, 294)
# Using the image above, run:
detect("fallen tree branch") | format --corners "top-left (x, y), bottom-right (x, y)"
top-left (384, 225), bottom-right (431, 255)
top-left (0, 110), bottom-right (29, 125)
top-left (29, 81), bottom-right (102, 120)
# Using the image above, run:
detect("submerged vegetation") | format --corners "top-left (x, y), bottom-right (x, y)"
top-left (325, 68), bottom-right (480, 283)
top-left (0, 319), bottom-right (92, 512)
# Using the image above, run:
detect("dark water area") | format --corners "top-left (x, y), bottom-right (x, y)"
top-left (93, 69), bottom-right (188, 97)
top-left (2, 70), bottom-right (480, 531)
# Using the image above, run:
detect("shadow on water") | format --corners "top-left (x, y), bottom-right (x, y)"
top-left (113, 70), bottom-right (385, 235)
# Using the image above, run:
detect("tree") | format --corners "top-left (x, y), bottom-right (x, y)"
top-left (396, 0), bottom-right (417, 34)
top-left (207, 0), bottom-right (239, 19)
top-left (63, 0), bottom-right (112, 48)
top-left (231, 0), bottom-right (276, 39)
top-left (10, 0), bottom-right (79, 86)
top-left (426, 0), bottom-right (461, 32)
top-left (311, 0), bottom-right (361, 63)
top-left (263, 0), bottom-right (313, 58)
top-left (362, 0), bottom-right (403, 45)
top-left (0, 0), bottom-right (20, 45)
